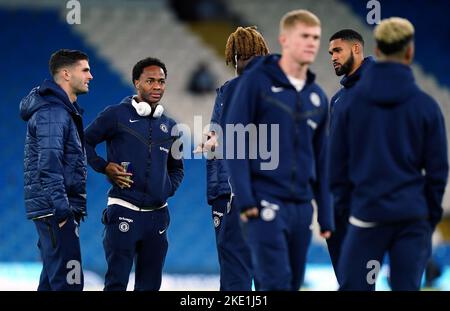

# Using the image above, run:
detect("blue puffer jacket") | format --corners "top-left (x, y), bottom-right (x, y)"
top-left (206, 57), bottom-right (265, 205)
top-left (20, 79), bottom-right (87, 222)
top-left (206, 79), bottom-right (237, 204)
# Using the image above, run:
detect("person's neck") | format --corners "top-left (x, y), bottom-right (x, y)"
top-left (347, 56), bottom-right (364, 77)
top-left (59, 83), bottom-right (77, 104)
top-left (378, 55), bottom-right (410, 65)
top-left (136, 95), bottom-right (157, 109)
top-left (279, 55), bottom-right (308, 80)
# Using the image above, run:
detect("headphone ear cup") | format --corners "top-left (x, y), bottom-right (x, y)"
top-left (135, 102), bottom-right (152, 116)
top-left (153, 105), bottom-right (164, 118)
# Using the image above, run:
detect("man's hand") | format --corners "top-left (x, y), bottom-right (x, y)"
top-left (193, 132), bottom-right (218, 154)
top-left (105, 162), bottom-right (133, 189)
top-left (58, 219), bottom-right (67, 228)
top-left (320, 230), bottom-right (332, 239)
top-left (240, 207), bottom-right (259, 222)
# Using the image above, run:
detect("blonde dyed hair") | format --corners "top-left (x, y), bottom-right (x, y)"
top-left (279, 9), bottom-right (321, 34)
top-left (374, 17), bottom-right (415, 55)
top-left (225, 26), bottom-right (269, 66)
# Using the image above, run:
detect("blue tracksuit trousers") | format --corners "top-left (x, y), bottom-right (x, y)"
top-left (102, 204), bottom-right (170, 291)
top-left (338, 219), bottom-right (432, 291)
top-left (212, 195), bottom-right (253, 290)
top-left (326, 208), bottom-right (350, 286)
top-left (246, 196), bottom-right (313, 291)
top-left (34, 214), bottom-right (83, 291)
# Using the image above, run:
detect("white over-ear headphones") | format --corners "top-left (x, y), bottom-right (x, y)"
top-left (132, 96), bottom-right (164, 118)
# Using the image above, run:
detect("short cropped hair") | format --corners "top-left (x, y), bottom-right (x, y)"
top-left (280, 9), bottom-right (321, 34)
top-left (132, 57), bottom-right (167, 84)
top-left (374, 17), bottom-right (415, 55)
top-left (329, 29), bottom-right (364, 46)
top-left (49, 49), bottom-right (89, 77)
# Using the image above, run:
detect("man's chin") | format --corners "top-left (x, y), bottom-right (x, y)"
top-left (148, 98), bottom-right (162, 105)
top-left (335, 69), bottom-right (345, 76)
top-left (76, 88), bottom-right (89, 95)
top-left (298, 58), bottom-right (315, 66)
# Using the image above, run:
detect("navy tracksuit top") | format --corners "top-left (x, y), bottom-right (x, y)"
top-left (329, 62), bottom-right (448, 227)
top-left (85, 96), bottom-right (184, 207)
top-left (329, 56), bottom-right (375, 214)
top-left (224, 54), bottom-right (334, 232)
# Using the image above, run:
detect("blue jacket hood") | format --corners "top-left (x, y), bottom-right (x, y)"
top-left (340, 56), bottom-right (375, 88)
top-left (358, 61), bottom-right (416, 106)
top-left (20, 79), bottom-right (82, 121)
top-left (119, 95), bottom-right (134, 106)
top-left (260, 54), bottom-right (316, 87)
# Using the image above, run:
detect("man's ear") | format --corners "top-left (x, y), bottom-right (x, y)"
top-left (375, 46), bottom-right (382, 58)
top-left (62, 68), bottom-right (71, 81)
top-left (405, 42), bottom-right (414, 64)
top-left (134, 80), bottom-right (140, 89)
top-left (278, 33), bottom-right (287, 49)
top-left (352, 43), bottom-right (361, 55)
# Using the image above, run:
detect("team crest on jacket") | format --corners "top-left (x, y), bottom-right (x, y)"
top-left (213, 216), bottom-right (221, 228)
top-left (160, 124), bottom-right (168, 133)
top-left (310, 92), bottom-right (321, 107)
top-left (119, 221), bottom-right (129, 232)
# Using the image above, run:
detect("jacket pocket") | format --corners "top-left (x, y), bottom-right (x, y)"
top-left (43, 217), bottom-right (57, 249)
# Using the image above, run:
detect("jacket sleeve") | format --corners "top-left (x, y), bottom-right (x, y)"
top-left (206, 93), bottom-right (222, 204)
top-left (424, 101), bottom-right (449, 227)
top-left (312, 95), bottom-right (334, 232)
top-left (329, 97), bottom-right (352, 221)
top-left (35, 106), bottom-right (71, 223)
top-left (168, 130), bottom-right (184, 196)
top-left (210, 92), bottom-right (222, 126)
top-left (84, 106), bottom-right (116, 173)
top-left (224, 74), bottom-right (258, 211)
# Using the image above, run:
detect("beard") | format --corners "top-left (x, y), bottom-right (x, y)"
top-left (334, 52), bottom-right (355, 76)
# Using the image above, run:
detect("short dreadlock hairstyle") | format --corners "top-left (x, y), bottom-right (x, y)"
top-left (225, 26), bottom-right (269, 66)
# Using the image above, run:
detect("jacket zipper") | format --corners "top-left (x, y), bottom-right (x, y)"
top-left (119, 123), bottom-right (174, 147)
top-left (144, 120), bottom-right (153, 205)
top-left (291, 91), bottom-right (303, 195)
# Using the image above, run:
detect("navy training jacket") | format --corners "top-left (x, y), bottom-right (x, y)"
top-left (206, 56), bottom-right (265, 205)
top-left (85, 96), bottom-right (184, 207)
top-left (329, 56), bottom-right (375, 215)
top-left (206, 78), bottom-right (236, 204)
top-left (224, 54), bottom-right (334, 232)
top-left (329, 62), bottom-right (448, 227)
